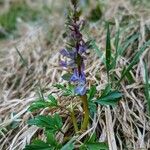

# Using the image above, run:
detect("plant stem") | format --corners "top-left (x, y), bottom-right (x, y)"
top-left (70, 109), bottom-right (79, 133)
top-left (80, 94), bottom-right (89, 131)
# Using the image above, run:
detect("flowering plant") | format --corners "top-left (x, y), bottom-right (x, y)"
top-left (59, 0), bottom-right (92, 131)
top-left (24, 0), bottom-right (124, 149)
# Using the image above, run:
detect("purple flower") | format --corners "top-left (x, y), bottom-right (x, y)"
top-left (60, 49), bottom-right (76, 59)
top-left (59, 5), bottom-right (90, 96)
top-left (70, 69), bottom-right (86, 83)
top-left (60, 61), bottom-right (67, 68)
top-left (78, 45), bottom-right (87, 55)
top-left (75, 84), bottom-right (86, 95)
top-left (70, 68), bottom-right (86, 83)
top-left (70, 68), bottom-right (86, 95)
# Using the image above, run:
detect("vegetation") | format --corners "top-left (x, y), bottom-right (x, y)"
top-left (0, 0), bottom-right (150, 150)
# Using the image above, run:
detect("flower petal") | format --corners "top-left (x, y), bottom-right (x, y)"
top-left (75, 84), bottom-right (86, 95)
top-left (59, 61), bottom-right (67, 67)
top-left (70, 69), bottom-right (79, 82)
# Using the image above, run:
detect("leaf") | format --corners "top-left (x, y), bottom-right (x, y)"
top-left (46, 132), bottom-right (61, 148)
top-left (53, 84), bottom-right (66, 90)
top-left (88, 100), bottom-right (97, 117)
top-left (105, 22), bottom-right (111, 81)
top-left (62, 73), bottom-right (72, 81)
top-left (88, 85), bottom-right (97, 100)
top-left (80, 133), bottom-right (108, 150)
top-left (96, 91), bottom-right (123, 107)
top-left (124, 69), bottom-right (135, 84)
top-left (47, 94), bottom-right (58, 106)
top-left (28, 100), bottom-right (51, 112)
top-left (87, 86), bottom-right (97, 116)
top-left (85, 142), bottom-right (108, 150)
top-left (144, 62), bottom-right (150, 114)
top-left (53, 84), bottom-right (75, 96)
top-left (27, 114), bottom-right (63, 133)
top-left (100, 84), bottom-right (111, 97)
top-left (60, 139), bottom-right (74, 150)
top-left (111, 29), bottom-right (120, 69)
top-left (28, 94), bottom-right (57, 112)
top-left (88, 4), bottom-right (102, 22)
top-left (23, 140), bottom-right (52, 150)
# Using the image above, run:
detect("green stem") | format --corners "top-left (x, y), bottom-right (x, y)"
top-left (80, 94), bottom-right (89, 131)
top-left (70, 109), bottom-right (79, 133)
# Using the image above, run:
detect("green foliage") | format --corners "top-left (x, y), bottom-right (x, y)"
top-left (88, 4), bottom-right (102, 22)
top-left (54, 84), bottom-right (75, 96)
top-left (60, 138), bottom-right (75, 150)
top-left (24, 133), bottom-right (61, 150)
top-left (27, 114), bottom-right (63, 133)
top-left (87, 86), bottom-right (97, 116)
top-left (24, 140), bottom-right (53, 150)
top-left (62, 73), bottom-right (72, 81)
top-left (96, 87), bottom-right (122, 107)
top-left (105, 22), bottom-right (112, 81)
top-left (144, 62), bottom-right (150, 114)
top-left (28, 94), bottom-right (57, 112)
top-left (46, 132), bottom-right (61, 149)
top-left (80, 134), bottom-right (108, 150)
top-left (111, 29), bottom-right (120, 69)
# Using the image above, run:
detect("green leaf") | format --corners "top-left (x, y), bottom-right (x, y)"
top-left (87, 86), bottom-right (97, 116)
top-left (28, 95), bottom-right (57, 112)
top-left (60, 139), bottom-right (74, 150)
top-left (62, 73), bottom-right (72, 81)
top-left (27, 114), bottom-right (63, 133)
top-left (96, 91), bottom-right (123, 106)
top-left (53, 84), bottom-right (66, 90)
top-left (105, 22), bottom-right (111, 81)
top-left (80, 134), bottom-right (108, 150)
top-left (53, 84), bottom-right (75, 96)
top-left (46, 132), bottom-right (61, 148)
top-left (124, 68), bottom-right (135, 84)
top-left (144, 62), bottom-right (150, 114)
top-left (28, 100), bottom-right (50, 112)
top-left (47, 94), bottom-right (58, 106)
top-left (100, 84), bottom-right (111, 97)
top-left (111, 29), bottom-right (120, 69)
top-left (23, 140), bottom-right (52, 150)
top-left (88, 86), bottom-right (97, 100)
top-left (85, 142), bottom-right (108, 150)
top-left (88, 100), bottom-right (97, 116)
top-left (88, 4), bottom-right (102, 22)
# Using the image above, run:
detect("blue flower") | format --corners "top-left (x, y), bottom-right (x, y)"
top-left (60, 49), bottom-right (76, 59)
top-left (70, 68), bottom-right (86, 95)
top-left (75, 84), bottom-right (86, 95)
top-left (78, 45), bottom-right (87, 55)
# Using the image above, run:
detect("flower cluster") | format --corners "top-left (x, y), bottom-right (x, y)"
top-left (60, 0), bottom-right (90, 96)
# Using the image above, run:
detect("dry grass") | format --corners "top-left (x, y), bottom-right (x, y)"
top-left (0, 0), bottom-right (150, 150)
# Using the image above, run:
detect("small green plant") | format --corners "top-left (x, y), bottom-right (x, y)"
top-left (24, 0), bottom-right (123, 149)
